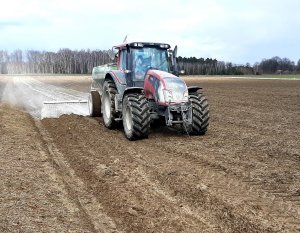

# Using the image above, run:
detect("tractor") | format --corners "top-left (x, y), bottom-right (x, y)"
top-left (89, 42), bottom-right (209, 140)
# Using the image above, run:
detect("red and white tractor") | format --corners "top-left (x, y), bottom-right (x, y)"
top-left (90, 42), bottom-right (209, 140)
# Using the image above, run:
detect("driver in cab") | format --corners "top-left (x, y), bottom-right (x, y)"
top-left (135, 55), bottom-right (148, 80)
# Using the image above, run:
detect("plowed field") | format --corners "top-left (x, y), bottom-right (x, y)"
top-left (0, 75), bottom-right (299, 233)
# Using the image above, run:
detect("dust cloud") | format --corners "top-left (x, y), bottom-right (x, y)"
top-left (2, 77), bottom-right (90, 119)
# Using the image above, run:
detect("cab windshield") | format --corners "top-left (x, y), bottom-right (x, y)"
top-left (132, 47), bottom-right (168, 80)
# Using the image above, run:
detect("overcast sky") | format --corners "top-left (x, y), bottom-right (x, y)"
top-left (1, 0), bottom-right (299, 64)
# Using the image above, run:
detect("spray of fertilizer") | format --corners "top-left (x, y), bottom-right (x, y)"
top-left (2, 77), bottom-right (90, 119)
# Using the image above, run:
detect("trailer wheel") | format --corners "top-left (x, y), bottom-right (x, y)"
top-left (89, 90), bottom-right (101, 117)
top-left (122, 93), bottom-right (150, 140)
top-left (189, 93), bottom-right (209, 135)
top-left (101, 80), bottom-right (118, 128)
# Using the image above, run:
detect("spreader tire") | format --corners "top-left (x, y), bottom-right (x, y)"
top-left (122, 93), bottom-right (150, 140)
top-left (189, 93), bottom-right (209, 135)
top-left (89, 90), bottom-right (101, 117)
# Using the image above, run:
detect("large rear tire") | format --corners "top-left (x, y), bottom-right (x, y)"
top-left (122, 93), bottom-right (150, 140)
top-left (101, 80), bottom-right (118, 128)
top-left (189, 93), bottom-right (209, 135)
top-left (89, 90), bottom-right (101, 117)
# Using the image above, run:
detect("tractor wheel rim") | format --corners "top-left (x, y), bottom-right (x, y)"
top-left (125, 106), bottom-right (132, 131)
top-left (104, 92), bottom-right (111, 119)
top-left (88, 94), bottom-right (93, 115)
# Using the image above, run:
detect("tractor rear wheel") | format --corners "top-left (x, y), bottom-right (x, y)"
top-left (101, 80), bottom-right (118, 128)
top-left (189, 93), bottom-right (209, 135)
top-left (89, 90), bottom-right (101, 117)
top-left (122, 93), bottom-right (150, 140)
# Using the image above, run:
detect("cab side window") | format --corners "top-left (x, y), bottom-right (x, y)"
top-left (119, 49), bottom-right (127, 71)
top-left (149, 75), bottom-right (161, 102)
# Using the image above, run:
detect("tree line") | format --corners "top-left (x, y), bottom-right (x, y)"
top-left (177, 56), bottom-right (300, 75)
top-left (0, 49), bottom-right (111, 74)
top-left (177, 57), bottom-right (254, 75)
top-left (0, 49), bottom-right (299, 75)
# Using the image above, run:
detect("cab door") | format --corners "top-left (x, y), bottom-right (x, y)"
top-left (119, 48), bottom-right (134, 87)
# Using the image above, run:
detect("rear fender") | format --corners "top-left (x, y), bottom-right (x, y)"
top-left (108, 70), bottom-right (126, 85)
top-left (104, 72), bottom-right (127, 113)
top-left (104, 72), bottom-right (127, 95)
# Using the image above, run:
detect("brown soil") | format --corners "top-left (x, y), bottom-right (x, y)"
top-left (0, 75), bottom-right (299, 232)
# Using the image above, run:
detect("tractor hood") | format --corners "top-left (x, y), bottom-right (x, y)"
top-left (144, 69), bottom-right (189, 105)
top-left (147, 69), bottom-right (177, 79)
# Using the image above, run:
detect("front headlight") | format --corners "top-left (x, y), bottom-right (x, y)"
top-left (163, 89), bottom-right (173, 103)
top-left (183, 90), bottom-right (189, 101)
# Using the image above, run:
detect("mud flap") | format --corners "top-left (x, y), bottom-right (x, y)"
top-left (41, 100), bottom-right (90, 119)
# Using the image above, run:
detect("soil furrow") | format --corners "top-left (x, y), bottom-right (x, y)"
top-left (1, 76), bottom-right (299, 233)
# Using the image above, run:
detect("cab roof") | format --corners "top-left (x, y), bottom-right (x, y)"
top-left (114, 42), bottom-right (171, 50)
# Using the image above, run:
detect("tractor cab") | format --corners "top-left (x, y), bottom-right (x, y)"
top-left (115, 42), bottom-right (179, 87)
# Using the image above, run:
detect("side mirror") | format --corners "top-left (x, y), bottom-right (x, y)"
top-left (173, 45), bottom-right (178, 58)
top-left (108, 47), bottom-right (119, 61)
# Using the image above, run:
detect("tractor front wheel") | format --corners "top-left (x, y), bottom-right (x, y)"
top-left (189, 93), bottom-right (209, 135)
top-left (122, 93), bottom-right (150, 140)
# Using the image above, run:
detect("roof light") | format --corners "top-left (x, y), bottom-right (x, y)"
top-left (160, 44), bottom-right (169, 48)
top-left (133, 43), bottom-right (144, 47)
